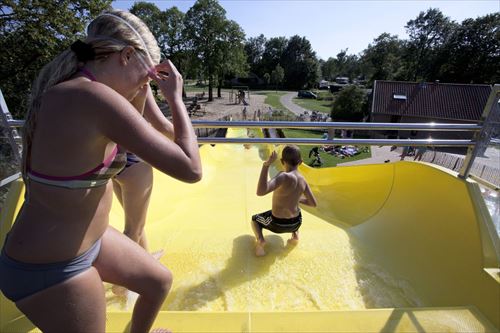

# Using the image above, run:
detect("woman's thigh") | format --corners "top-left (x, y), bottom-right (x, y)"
top-left (93, 227), bottom-right (172, 296)
top-left (15, 267), bottom-right (106, 333)
top-left (114, 162), bottom-right (153, 225)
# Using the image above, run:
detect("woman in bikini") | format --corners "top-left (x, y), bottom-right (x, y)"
top-left (0, 9), bottom-right (201, 333)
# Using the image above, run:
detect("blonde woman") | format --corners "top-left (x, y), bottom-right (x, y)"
top-left (0, 9), bottom-right (201, 333)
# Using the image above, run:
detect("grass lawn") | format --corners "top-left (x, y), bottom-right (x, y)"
top-left (282, 129), bottom-right (372, 168)
top-left (292, 97), bottom-right (332, 114)
top-left (184, 85), bottom-right (207, 93)
top-left (261, 91), bottom-right (287, 110)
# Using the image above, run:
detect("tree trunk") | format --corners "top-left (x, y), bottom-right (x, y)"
top-left (208, 74), bottom-right (213, 102)
top-left (217, 78), bottom-right (222, 98)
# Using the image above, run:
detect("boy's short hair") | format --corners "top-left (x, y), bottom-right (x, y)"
top-left (282, 145), bottom-right (302, 166)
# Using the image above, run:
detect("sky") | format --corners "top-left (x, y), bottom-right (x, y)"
top-left (111, 0), bottom-right (499, 60)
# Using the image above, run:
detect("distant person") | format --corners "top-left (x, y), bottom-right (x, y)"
top-left (237, 89), bottom-right (245, 104)
top-left (400, 146), bottom-right (410, 160)
top-left (414, 146), bottom-right (429, 161)
top-left (257, 109), bottom-right (261, 120)
top-left (251, 146), bottom-right (317, 256)
top-left (308, 146), bottom-right (322, 167)
top-left (242, 106), bottom-right (247, 120)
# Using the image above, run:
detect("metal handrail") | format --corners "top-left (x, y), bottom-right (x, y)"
top-left (197, 137), bottom-right (474, 147)
top-left (459, 85), bottom-right (500, 178)
top-left (7, 119), bottom-right (23, 127)
top-left (7, 119), bottom-right (483, 131)
top-left (192, 120), bottom-right (481, 131)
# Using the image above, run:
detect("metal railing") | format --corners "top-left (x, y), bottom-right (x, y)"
top-left (191, 120), bottom-right (482, 131)
top-left (195, 136), bottom-right (474, 147)
top-left (1, 85), bottom-right (499, 190)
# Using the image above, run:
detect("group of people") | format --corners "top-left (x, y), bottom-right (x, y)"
top-left (297, 110), bottom-right (330, 122)
top-left (0, 9), bottom-right (317, 333)
top-left (241, 107), bottom-right (261, 121)
top-left (397, 146), bottom-right (430, 161)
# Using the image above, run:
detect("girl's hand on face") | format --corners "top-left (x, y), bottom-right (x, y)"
top-left (130, 83), bottom-right (150, 114)
top-left (148, 60), bottom-right (183, 105)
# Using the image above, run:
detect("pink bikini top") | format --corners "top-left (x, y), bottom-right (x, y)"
top-left (26, 68), bottom-right (127, 189)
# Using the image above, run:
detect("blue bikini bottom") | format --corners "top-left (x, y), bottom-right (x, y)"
top-left (0, 238), bottom-right (101, 302)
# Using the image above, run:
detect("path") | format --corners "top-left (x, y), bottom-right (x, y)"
top-left (280, 92), bottom-right (310, 115)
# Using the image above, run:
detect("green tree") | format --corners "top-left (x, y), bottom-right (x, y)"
top-left (403, 8), bottom-right (456, 81)
top-left (162, 7), bottom-right (190, 96)
top-left (361, 33), bottom-right (405, 85)
top-left (244, 34), bottom-right (266, 76)
top-left (184, 0), bottom-right (227, 101)
top-left (439, 13), bottom-right (500, 84)
top-left (271, 64), bottom-right (284, 92)
top-left (281, 35), bottom-right (319, 89)
top-left (130, 2), bottom-right (163, 49)
top-left (331, 85), bottom-right (367, 121)
top-left (334, 49), bottom-right (361, 82)
top-left (261, 36), bottom-right (287, 80)
top-left (215, 19), bottom-right (247, 97)
top-left (0, 0), bottom-right (111, 118)
top-left (321, 57), bottom-right (337, 81)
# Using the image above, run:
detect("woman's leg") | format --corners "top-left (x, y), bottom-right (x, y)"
top-left (15, 267), bottom-right (106, 333)
top-left (93, 226), bottom-right (172, 333)
top-left (113, 162), bottom-right (153, 251)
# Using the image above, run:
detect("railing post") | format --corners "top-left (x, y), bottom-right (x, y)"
top-left (0, 89), bottom-right (22, 162)
top-left (459, 85), bottom-right (500, 179)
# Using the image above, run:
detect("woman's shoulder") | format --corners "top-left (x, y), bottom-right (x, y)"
top-left (45, 79), bottom-right (128, 116)
top-left (48, 78), bottom-right (117, 102)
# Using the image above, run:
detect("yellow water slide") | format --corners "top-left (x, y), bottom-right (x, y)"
top-left (1, 128), bottom-right (499, 332)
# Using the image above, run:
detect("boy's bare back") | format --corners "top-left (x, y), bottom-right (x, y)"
top-left (256, 147), bottom-right (317, 218)
top-left (272, 170), bottom-right (309, 218)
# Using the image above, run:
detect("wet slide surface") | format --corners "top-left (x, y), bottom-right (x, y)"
top-left (1, 129), bottom-right (498, 332)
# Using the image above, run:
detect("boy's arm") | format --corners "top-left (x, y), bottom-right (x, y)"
top-left (299, 182), bottom-right (317, 207)
top-left (256, 151), bottom-right (283, 196)
top-left (256, 167), bottom-right (284, 196)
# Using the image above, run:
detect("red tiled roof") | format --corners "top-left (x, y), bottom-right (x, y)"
top-left (372, 80), bottom-right (492, 121)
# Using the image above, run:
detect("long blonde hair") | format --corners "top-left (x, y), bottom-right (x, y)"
top-left (22, 9), bottom-right (160, 178)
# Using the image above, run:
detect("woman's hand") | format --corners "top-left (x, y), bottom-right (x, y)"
top-left (148, 60), bottom-right (183, 106)
top-left (129, 83), bottom-right (150, 115)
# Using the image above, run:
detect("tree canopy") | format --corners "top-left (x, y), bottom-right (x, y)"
top-left (0, 0), bottom-right (112, 118)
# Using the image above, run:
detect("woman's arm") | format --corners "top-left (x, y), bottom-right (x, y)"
top-left (92, 61), bottom-right (202, 183)
top-left (143, 88), bottom-right (174, 140)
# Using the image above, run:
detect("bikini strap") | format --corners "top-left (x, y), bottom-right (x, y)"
top-left (79, 68), bottom-right (97, 82)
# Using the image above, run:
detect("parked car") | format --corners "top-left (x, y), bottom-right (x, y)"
top-left (298, 90), bottom-right (317, 99)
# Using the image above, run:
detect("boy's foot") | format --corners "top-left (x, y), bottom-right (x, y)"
top-left (255, 241), bottom-right (266, 256)
top-left (288, 232), bottom-right (299, 246)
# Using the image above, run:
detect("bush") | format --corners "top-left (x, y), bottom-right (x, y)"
top-left (330, 85), bottom-right (368, 121)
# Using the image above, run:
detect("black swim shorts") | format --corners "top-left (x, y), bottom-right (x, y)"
top-left (252, 210), bottom-right (302, 233)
